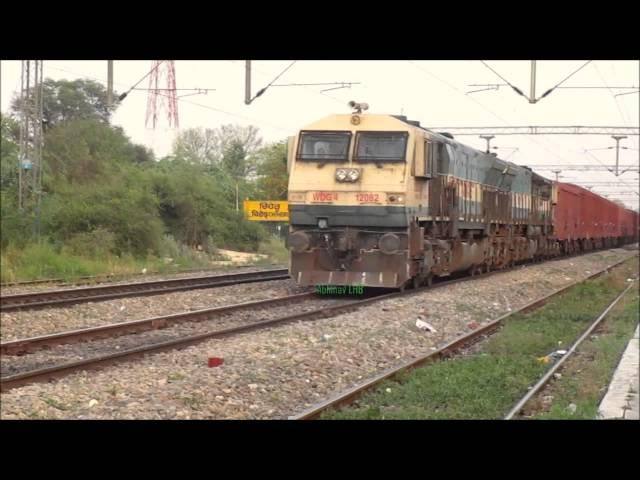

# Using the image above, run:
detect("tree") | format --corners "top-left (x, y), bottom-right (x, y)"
top-left (218, 125), bottom-right (262, 157)
top-left (43, 119), bottom-right (153, 184)
top-left (43, 172), bottom-right (164, 256)
top-left (150, 158), bottom-right (264, 251)
top-left (11, 78), bottom-right (119, 128)
top-left (0, 114), bottom-right (20, 191)
top-left (172, 127), bottom-right (220, 166)
top-left (221, 140), bottom-right (249, 180)
top-left (172, 124), bottom-right (263, 178)
top-left (255, 141), bottom-right (288, 200)
top-left (219, 124), bottom-right (262, 179)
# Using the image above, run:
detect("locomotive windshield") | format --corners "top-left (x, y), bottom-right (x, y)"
top-left (297, 131), bottom-right (351, 162)
top-left (355, 132), bottom-right (408, 162)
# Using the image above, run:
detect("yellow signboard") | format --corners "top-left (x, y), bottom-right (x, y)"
top-left (244, 200), bottom-right (289, 221)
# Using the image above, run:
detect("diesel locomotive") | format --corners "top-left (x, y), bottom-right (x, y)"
top-left (285, 106), bottom-right (639, 289)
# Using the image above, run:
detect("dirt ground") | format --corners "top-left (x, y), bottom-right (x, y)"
top-left (212, 249), bottom-right (268, 266)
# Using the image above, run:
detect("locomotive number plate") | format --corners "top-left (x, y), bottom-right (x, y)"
top-left (310, 192), bottom-right (338, 202)
top-left (356, 192), bottom-right (380, 203)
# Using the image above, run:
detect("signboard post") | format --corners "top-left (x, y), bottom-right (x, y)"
top-left (244, 200), bottom-right (289, 222)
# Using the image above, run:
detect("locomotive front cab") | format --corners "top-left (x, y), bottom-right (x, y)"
top-left (286, 114), bottom-right (414, 288)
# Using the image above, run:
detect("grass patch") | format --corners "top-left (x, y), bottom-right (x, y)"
top-left (1, 243), bottom-right (113, 282)
top-left (526, 290), bottom-right (639, 419)
top-left (323, 259), bottom-right (638, 420)
top-left (0, 241), bottom-right (215, 283)
top-left (255, 236), bottom-right (289, 266)
top-left (41, 397), bottom-right (68, 411)
top-left (168, 373), bottom-right (186, 382)
top-left (180, 393), bottom-right (206, 411)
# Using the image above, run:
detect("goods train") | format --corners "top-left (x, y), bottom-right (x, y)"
top-left (285, 106), bottom-right (639, 289)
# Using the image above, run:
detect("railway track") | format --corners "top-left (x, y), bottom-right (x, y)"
top-left (504, 279), bottom-right (638, 420)
top-left (289, 256), bottom-right (636, 420)
top-left (0, 264), bottom-right (283, 288)
top-left (1, 272), bottom-right (185, 288)
top-left (0, 256), bottom-right (553, 391)
top-left (1, 251), bottom-right (635, 394)
top-left (0, 268), bottom-right (289, 312)
top-left (0, 292), bottom-right (384, 392)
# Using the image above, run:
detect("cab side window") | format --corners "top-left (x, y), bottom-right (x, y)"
top-left (425, 141), bottom-right (440, 177)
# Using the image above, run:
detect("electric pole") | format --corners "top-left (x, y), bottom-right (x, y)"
top-left (480, 135), bottom-right (495, 153)
top-left (611, 135), bottom-right (627, 176)
top-left (107, 60), bottom-right (113, 110)
top-left (17, 60), bottom-right (44, 237)
top-left (529, 60), bottom-right (536, 104)
top-left (552, 169), bottom-right (562, 182)
top-left (245, 60), bottom-right (251, 105)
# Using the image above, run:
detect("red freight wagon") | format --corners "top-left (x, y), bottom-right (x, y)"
top-left (553, 182), bottom-right (584, 241)
top-left (552, 182), bottom-right (630, 253)
top-left (583, 188), bottom-right (620, 239)
top-left (620, 207), bottom-right (640, 243)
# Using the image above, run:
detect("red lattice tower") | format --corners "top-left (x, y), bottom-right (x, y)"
top-left (145, 60), bottom-right (179, 129)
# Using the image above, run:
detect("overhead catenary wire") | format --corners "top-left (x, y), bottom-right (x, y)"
top-left (593, 61), bottom-right (639, 151)
top-left (408, 60), bottom-right (638, 208)
top-left (248, 61), bottom-right (298, 103)
top-left (463, 62), bottom-right (636, 181)
top-left (408, 61), bottom-right (575, 166)
top-left (479, 61), bottom-right (593, 102)
top-left (614, 90), bottom-right (640, 97)
top-left (117, 61), bottom-right (166, 101)
top-left (229, 60), bottom-right (347, 106)
top-left (270, 82), bottom-right (361, 93)
top-left (44, 63), bottom-right (293, 134)
top-left (37, 61), bottom-right (639, 207)
top-left (479, 61), bottom-right (527, 98)
top-left (535, 61), bottom-right (592, 101)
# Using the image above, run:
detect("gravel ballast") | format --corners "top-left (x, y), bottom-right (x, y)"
top-left (0, 295), bottom-right (353, 376)
top-left (0, 265), bottom-right (285, 296)
top-left (1, 278), bottom-right (308, 342)
top-left (0, 249), bottom-right (636, 420)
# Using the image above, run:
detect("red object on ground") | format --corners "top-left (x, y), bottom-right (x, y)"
top-left (208, 357), bottom-right (224, 367)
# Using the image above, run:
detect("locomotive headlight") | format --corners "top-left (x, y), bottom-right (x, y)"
top-left (336, 169), bottom-right (348, 181)
top-left (379, 233), bottom-right (401, 254)
top-left (335, 168), bottom-right (360, 182)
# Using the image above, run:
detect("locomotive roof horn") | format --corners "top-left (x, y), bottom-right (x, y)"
top-left (348, 101), bottom-right (369, 114)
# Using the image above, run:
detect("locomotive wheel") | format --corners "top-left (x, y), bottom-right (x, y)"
top-left (425, 274), bottom-right (433, 287)
top-left (412, 275), bottom-right (422, 290)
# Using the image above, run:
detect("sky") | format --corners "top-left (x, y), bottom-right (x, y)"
top-left (1, 60), bottom-right (638, 209)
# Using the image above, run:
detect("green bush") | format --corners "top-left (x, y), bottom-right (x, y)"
top-left (62, 227), bottom-right (117, 257)
top-left (1, 242), bottom-right (105, 282)
top-left (257, 236), bottom-right (289, 264)
top-left (1, 107), bottom-right (289, 281)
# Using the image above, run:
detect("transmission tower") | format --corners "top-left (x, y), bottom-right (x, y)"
top-left (17, 60), bottom-right (44, 236)
top-left (145, 61), bottom-right (179, 129)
